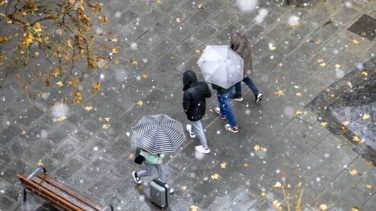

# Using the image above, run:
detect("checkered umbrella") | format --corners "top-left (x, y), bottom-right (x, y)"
top-left (132, 114), bottom-right (186, 154)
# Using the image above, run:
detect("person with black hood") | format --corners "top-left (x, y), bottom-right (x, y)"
top-left (182, 70), bottom-right (212, 154)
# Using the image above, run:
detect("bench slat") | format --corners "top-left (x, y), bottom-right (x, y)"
top-left (17, 174), bottom-right (82, 211)
top-left (17, 173), bottom-right (104, 211)
top-left (35, 172), bottom-right (103, 210)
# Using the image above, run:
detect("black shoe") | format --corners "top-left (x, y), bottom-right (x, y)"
top-left (255, 93), bottom-right (263, 104)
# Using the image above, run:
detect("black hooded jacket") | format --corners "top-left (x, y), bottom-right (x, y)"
top-left (182, 70), bottom-right (211, 121)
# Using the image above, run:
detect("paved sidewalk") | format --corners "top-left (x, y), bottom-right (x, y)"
top-left (1, 0), bottom-right (376, 210)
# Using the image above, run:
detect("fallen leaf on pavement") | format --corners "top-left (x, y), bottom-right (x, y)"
top-left (296, 92), bottom-right (302, 97)
top-left (57, 116), bottom-right (66, 122)
top-left (273, 90), bottom-right (284, 96)
top-left (320, 122), bottom-right (328, 127)
top-left (190, 205), bottom-right (199, 211)
top-left (366, 184), bottom-right (372, 189)
top-left (220, 162), bottom-right (227, 169)
top-left (103, 124), bottom-right (108, 129)
top-left (273, 182), bottom-right (282, 188)
top-left (57, 81), bottom-right (64, 87)
top-left (181, 186), bottom-right (187, 191)
top-left (296, 110), bottom-right (302, 115)
top-left (335, 64), bottom-right (341, 69)
top-left (352, 40), bottom-right (359, 44)
top-left (320, 204), bottom-right (328, 211)
top-left (362, 113), bottom-right (370, 120)
top-left (347, 81), bottom-right (352, 88)
top-left (365, 161), bottom-right (373, 167)
top-left (105, 117), bottom-right (110, 122)
top-left (254, 144), bottom-right (260, 151)
top-left (37, 160), bottom-right (43, 166)
top-left (83, 106), bottom-right (93, 111)
top-left (211, 173), bottom-right (220, 180)
top-left (353, 136), bottom-right (363, 143)
top-left (137, 100), bottom-right (143, 106)
top-left (349, 169), bottom-right (358, 175)
top-left (361, 71), bottom-right (368, 76)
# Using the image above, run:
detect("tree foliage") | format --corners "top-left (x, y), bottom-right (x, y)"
top-left (0, 0), bottom-right (121, 105)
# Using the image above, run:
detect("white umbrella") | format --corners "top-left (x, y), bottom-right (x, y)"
top-left (198, 45), bottom-right (244, 89)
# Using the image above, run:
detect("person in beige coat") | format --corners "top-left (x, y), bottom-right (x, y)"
top-left (229, 31), bottom-right (263, 103)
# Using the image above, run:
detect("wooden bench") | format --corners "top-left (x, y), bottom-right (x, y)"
top-left (17, 167), bottom-right (113, 211)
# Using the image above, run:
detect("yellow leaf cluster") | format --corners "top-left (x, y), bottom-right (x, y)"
top-left (83, 106), bottom-right (93, 111)
top-left (320, 204), bottom-right (328, 211)
top-left (347, 81), bottom-right (352, 88)
top-left (295, 110), bottom-right (302, 115)
top-left (361, 71), bottom-right (368, 76)
top-left (105, 117), bottom-right (110, 122)
top-left (272, 182), bottom-right (282, 188)
top-left (352, 40), bottom-right (359, 44)
top-left (273, 90), bottom-right (284, 96)
top-left (92, 81), bottom-right (101, 91)
top-left (211, 173), bottom-right (220, 180)
top-left (103, 124), bottom-right (108, 129)
top-left (349, 169), bottom-right (358, 175)
top-left (320, 122), bottom-right (328, 127)
top-left (181, 186), bottom-right (187, 191)
top-left (56, 81), bottom-right (64, 87)
top-left (68, 78), bottom-right (79, 89)
top-left (23, 32), bottom-right (34, 46)
top-left (198, 3), bottom-right (204, 8)
top-left (0, 35), bottom-right (12, 43)
top-left (57, 116), bottom-right (67, 121)
top-left (362, 113), bottom-right (370, 120)
top-left (366, 184), bottom-right (372, 189)
top-left (190, 205), bottom-right (199, 211)
top-left (137, 100), bottom-right (143, 106)
top-left (296, 91), bottom-right (302, 97)
top-left (37, 160), bottom-right (43, 167)
top-left (142, 74), bottom-right (147, 79)
top-left (353, 136), bottom-right (363, 144)
top-left (272, 200), bottom-right (282, 210)
top-left (70, 91), bottom-right (82, 104)
top-left (365, 161), bottom-right (373, 167)
top-left (220, 162), bottom-right (227, 169)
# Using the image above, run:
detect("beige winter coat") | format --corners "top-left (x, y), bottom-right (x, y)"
top-left (230, 32), bottom-right (253, 77)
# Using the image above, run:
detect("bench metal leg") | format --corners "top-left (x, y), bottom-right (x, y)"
top-left (100, 205), bottom-right (114, 211)
top-left (21, 167), bottom-right (47, 203)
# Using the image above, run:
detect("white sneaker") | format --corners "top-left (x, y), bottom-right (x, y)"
top-left (186, 124), bottom-right (196, 138)
top-left (195, 145), bottom-right (210, 154)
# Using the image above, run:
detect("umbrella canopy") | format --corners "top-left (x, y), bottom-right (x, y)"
top-left (198, 45), bottom-right (244, 89)
top-left (132, 114), bottom-right (186, 154)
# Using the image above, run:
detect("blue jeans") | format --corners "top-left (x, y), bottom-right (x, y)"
top-left (217, 91), bottom-right (237, 127)
top-left (234, 77), bottom-right (259, 98)
top-left (191, 120), bottom-right (208, 149)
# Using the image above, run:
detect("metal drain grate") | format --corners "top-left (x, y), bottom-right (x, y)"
top-left (348, 14), bottom-right (376, 41)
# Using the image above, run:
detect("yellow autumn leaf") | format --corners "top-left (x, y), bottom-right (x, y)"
top-left (296, 92), bottom-right (302, 97)
top-left (366, 184), bottom-right (372, 189)
top-left (349, 169), bottom-right (358, 175)
top-left (137, 100), bottom-right (143, 106)
top-left (352, 39), bottom-right (359, 44)
top-left (335, 64), bottom-right (341, 69)
top-left (273, 90), bottom-right (284, 96)
top-left (56, 81), bottom-right (64, 87)
top-left (320, 204), bottom-right (328, 211)
top-left (198, 3), bottom-right (204, 8)
top-left (342, 120), bottom-right (350, 126)
top-left (195, 49), bottom-right (201, 54)
top-left (317, 58), bottom-right (323, 63)
top-left (103, 124), bottom-right (109, 129)
top-left (142, 74), bottom-right (147, 79)
top-left (365, 161), bottom-right (373, 167)
top-left (261, 147), bottom-right (267, 152)
top-left (131, 60), bottom-right (138, 65)
top-left (272, 200), bottom-right (281, 209)
top-left (37, 160), bottom-right (43, 166)
top-left (220, 162), bottom-right (227, 169)
top-left (33, 52), bottom-right (39, 57)
top-left (105, 117), bottom-right (110, 122)
top-left (254, 144), bottom-right (260, 151)
top-left (22, 130), bottom-right (27, 135)
top-left (315, 40), bottom-right (321, 45)
top-left (92, 81), bottom-right (101, 91)
top-left (33, 22), bottom-right (42, 32)
top-left (362, 113), bottom-right (370, 120)
top-left (190, 205), bottom-right (199, 211)
top-left (57, 116), bottom-right (67, 122)
top-left (111, 38), bottom-right (118, 42)
top-left (320, 122), bottom-right (328, 127)
top-left (347, 81), bottom-right (352, 88)
top-left (353, 136), bottom-right (363, 143)
top-left (83, 106), bottom-right (93, 111)
top-left (320, 63), bottom-right (326, 67)
top-left (114, 58), bottom-right (119, 64)
top-left (361, 71), bottom-right (368, 76)
top-left (272, 182), bottom-right (282, 188)
top-left (330, 93), bottom-right (336, 98)
top-left (176, 18), bottom-right (181, 23)
top-left (296, 110), bottom-right (302, 115)
top-left (352, 207), bottom-right (359, 211)
top-left (285, 41), bottom-right (289, 44)
top-left (243, 163), bottom-right (248, 167)
top-left (67, 39), bottom-right (73, 48)
top-left (112, 48), bottom-right (119, 53)
top-left (361, 31), bottom-right (366, 36)
top-left (269, 46), bottom-right (276, 51)
top-left (211, 173), bottom-right (220, 180)
top-left (261, 192), bottom-right (268, 198)
top-left (181, 186), bottom-right (187, 191)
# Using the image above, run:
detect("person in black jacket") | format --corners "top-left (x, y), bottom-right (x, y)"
top-left (182, 70), bottom-right (211, 154)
